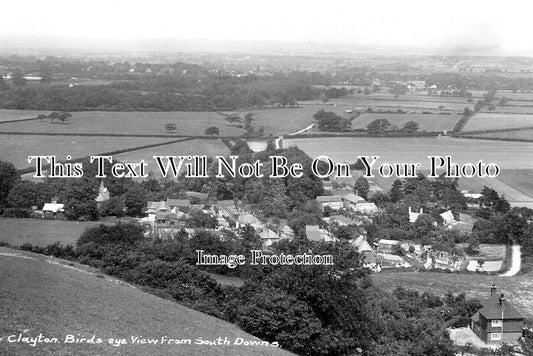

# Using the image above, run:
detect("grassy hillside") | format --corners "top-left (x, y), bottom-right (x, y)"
top-left (0, 247), bottom-right (293, 356)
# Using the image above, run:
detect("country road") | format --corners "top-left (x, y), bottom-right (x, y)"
top-left (499, 245), bottom-right (521, 277)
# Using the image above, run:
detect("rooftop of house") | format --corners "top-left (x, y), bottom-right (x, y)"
top-left (342, 193), bottom-right (365, 204)
top-left (167, 198), bottom-right (191, 207)
top-left (378, 239), bottom-right (400, 245)
top-left (316, 195), bottom-right (343, 203)
top-left (42, 203), bottom-right (64, 212)
top-left (476, 293), bottom-right (524, 320)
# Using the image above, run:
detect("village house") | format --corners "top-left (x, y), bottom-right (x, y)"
top-left (470, 285), bottom-right (525, 345)
top-left (166, 198), bottom-right (191, 214)
top-left (408, 206), bottom-right (424, 223)
top-left (377, 239), bottom-right (400, 254)
top-left (316, 195), bottom-right (343, 211)
top-left (353, 202), bottom-right (378, 215)
top-left (42, 200), bottom-right (64, 219)
top-left (305, 225), bottom-right (337, 242)
top-left (260, 228), bottom-right (291, 248)
top-left (342, 193), bottom-right (366, 210)
top-left (145, 201), bottom-right (177, 223)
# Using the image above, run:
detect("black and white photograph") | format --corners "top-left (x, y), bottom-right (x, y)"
top-left (1, 0), bottom-right (533, 355)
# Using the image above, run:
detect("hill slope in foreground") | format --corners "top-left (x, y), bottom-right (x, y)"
top-left (0, 247), bottom-right (293, 356)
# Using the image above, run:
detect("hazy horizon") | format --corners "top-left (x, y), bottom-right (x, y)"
top-left (1, 0), bottom-right (533, 57)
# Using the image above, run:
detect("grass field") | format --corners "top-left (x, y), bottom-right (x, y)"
top-left (305, 98), bottom-right (471, 112)
top-left (466, 129), bottom-right (533, 141)
top-left (0, 134), bottom-right (176, 169)
top-left (284, 136), bottom-right (533, 170)
top-left (372, 271), bottom-right (533, 318)
top-left (496, 92), bottom-right (533, 101)
top-left (0, 218), bottom-right (105, 247)
top-left (463, 113), bottom-right (533, 132)
top-left (113, 139), bottom-right (230, 176)
top-left (0, 110), bottom-right (50, 122)
top-left (498, 170), bottom-right (533, 199)
top-left (0, 247), bottom-right (292, 356)
top-left (352, 113), bottom-right (460, 132)
top-left (478, 106), bottom-right (533, 114)
top-left (0, 111), bottom-right (244, 136)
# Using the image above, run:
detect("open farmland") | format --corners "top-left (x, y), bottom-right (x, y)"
top-left (304, 97), bottom-right (471, 112)
top-left (284, 136), bottom-right (533, 170)
top-left (0, 134), bottom-right (176, 169)
top-left (496, 92), bottom-right (533, 101)
top-left (226, 105), bottom-right (348, 135)
top-left (0, 109), bottom-right (50, 122)
top-left (285, 136), bottom-right (533, 203)
top-left (0, 248), bottom-right (292, 356)
top-left (0, 111), bottom-right (244, 137)
top-left (478, 105), bottom-right (533, 114)
top-left (498, 169), bottom-right (533, 198)
top-left (352, 113), bottom-right (459, 132)
top-left (0, 218), bottom-right (102, 247)
top-left (113, 138), bottom-right (230, 176)
top-left (462, 113), bottom-right (533, 132)
top-left (465, 129), bottom-right (533, 141)
top-left (372, 271), bottom-right (533, 318)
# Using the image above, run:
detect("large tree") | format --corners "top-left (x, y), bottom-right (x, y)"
top-left (0, 161), bottom-right (20, 207)
top-left (354, 176), bottom-right (370, 200)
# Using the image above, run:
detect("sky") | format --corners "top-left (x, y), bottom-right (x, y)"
top-left (1, 0), bottom-right (532, 55)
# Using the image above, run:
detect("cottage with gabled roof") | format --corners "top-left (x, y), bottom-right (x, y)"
top-left (316, 195), bottom-right (343, 211)
top-left (470, 284), bottom-right (525, 345)
top-left (167, 198), bottom-right (191, 213)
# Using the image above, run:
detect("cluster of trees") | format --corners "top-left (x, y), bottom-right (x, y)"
top-left (367, 119), bottom-right (420, 135)
top-left (313, 109), bottom-right (353, 132)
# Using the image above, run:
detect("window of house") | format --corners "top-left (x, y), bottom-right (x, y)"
top-left (491, 320), bottom-right (503, 327)
top-left (491, 333), bottom-right (502, 340)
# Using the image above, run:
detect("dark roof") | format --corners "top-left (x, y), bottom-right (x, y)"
top-left (478, 295), bottom-right (524, 320)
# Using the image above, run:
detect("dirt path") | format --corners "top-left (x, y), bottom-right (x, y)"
top-left (499, 245), bottom-right (521, 277)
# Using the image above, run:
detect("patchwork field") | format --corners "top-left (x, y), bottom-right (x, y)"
top-left (0, 109), bottom-right (50, 122)
top-left (465, 129), bottom-right (533, 141)
top-left (478, 105), bottom-right (533, 114)
top-left (372, 271), bottom-right (533, 318)
top-left (352, 113), bottom-right (460, 132)
top-left (228, 105), bottom-right (346, 135)
top-left (0, 111), bottom-right (244, 137)
top-left (0, 248), bottom-right (291, 356)
top-left (0, 134), bottom-right (176, 169)
top-left (462, 113), bottom-right (533, 132)
top-left (496, 92), bottom-right (533, 101)
top-left (285, 136), bottom-right (533, 203)
top-left (284, 136), bottom-right (533, 170)
top-left (113, 138), bottom-right (231, 176)
top-left (305, 98), bottom-right (471, 112)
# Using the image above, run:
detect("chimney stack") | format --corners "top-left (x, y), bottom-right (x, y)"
top-left (499, 293), bottom-right (505, 309)
top-left (490, 283), bottom-right (497, 297)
